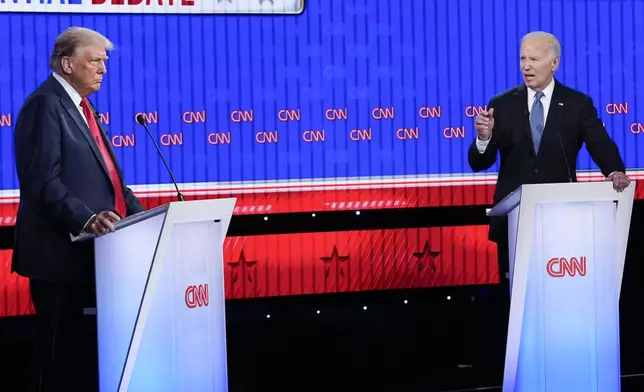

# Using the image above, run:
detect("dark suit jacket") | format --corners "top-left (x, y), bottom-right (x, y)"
top-left (468, 80), bottom-right (625, 243)
top-left (12, 74), bottom-right (144, 283)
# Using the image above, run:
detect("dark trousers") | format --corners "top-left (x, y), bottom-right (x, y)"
top-left (496, 231), bottom-right (511, 294)
top-left (492, 223), bottom-right (512, 368)
top-left (29, 279), bottom-right (98, 392)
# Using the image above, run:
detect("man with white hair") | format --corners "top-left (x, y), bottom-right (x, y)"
top-left (469, 31), bottom-right (630, 281)
top-left (467, 30), bottom-right (630, 362)
top-left (12, 27), bottom-right (144, 391)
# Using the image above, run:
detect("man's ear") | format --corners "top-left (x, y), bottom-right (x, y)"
top-left (60, 57), bottom-right (73, 75)
top-left (551, 56), bottom-right (560, 72)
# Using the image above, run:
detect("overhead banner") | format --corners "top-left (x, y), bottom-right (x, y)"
top-left (0, 0), bottom-right (303, 14)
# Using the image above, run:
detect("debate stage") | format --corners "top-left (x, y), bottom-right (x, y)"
top-left (1, 280), bottom-right (644, 392)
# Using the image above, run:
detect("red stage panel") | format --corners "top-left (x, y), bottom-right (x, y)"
top-left (0, 226), bottom-right (497, 317)
top-left (222, 226), bottom-right (498, 298)
top-left (0, 183), bottom-right (498, 225)
top-left (2, 177), bottom-right (643, 226)
top-left (0, 250), bottom-right (33, 317)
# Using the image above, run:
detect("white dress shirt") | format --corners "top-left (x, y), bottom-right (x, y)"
top-left (476, 78), bottom-right (556, 153)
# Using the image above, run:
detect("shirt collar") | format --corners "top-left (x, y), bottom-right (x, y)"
top-left (527, 77), bottom-right (555, 100)
top-left (52, 72), bottom-right (83, 108)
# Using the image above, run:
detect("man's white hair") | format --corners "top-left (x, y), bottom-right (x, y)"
top-left (522, 31), bottom-right (561, 60)
top-left (49, 27), bottom-right (113, 71)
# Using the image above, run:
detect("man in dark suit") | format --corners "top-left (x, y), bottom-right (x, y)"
top-left (12, 27), bottom-right (144, 391)
top-left (468, 31), bottom-right (630, 284)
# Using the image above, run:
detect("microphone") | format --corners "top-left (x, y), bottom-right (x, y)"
top-left (135, 114), bottom-right (185, 202)
top-left (555, 128), bottom-right (573, 183)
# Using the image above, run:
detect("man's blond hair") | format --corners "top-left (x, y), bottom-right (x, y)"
top-left (49, 27), bottom-right (113, 71)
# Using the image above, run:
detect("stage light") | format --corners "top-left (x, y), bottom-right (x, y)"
top-left (447, 296), bottom-right (451, 300)
top-left (363, 305), bottom-right (367, 310)
top-left (266, 314), bottom-right (271, 319)
top-left (316, 310), bottom-right (321, 314)
top-left (312, 213), bottom-right (316, 217)
top-left (263, 216), bottom-right (268, 221)
top-left (355, 211), bottom-right (361, 215)
top-left (404, 300), bottom-right (408, 304)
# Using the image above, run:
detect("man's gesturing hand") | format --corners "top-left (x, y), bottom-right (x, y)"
top-left (86, 211), bottom-right (121, 236)
top-left (474, 108), bottom-right (495, 141)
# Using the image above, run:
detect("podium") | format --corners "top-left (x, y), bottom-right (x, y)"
top-left (488, 182), bottom-right (634, 392)
top-left (75, 198), bottom-right (236, 392)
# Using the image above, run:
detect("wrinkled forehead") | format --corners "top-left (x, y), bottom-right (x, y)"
top-left (520, 37), bottom-right (550, 55)
top-left (77, 44), bottom-right (109, 60)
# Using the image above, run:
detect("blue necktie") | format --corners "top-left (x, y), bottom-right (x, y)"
top-left (530, 91), bottom-right (545, 152)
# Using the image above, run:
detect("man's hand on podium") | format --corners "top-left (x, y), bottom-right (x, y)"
top-left (606, 172), bottom-right (631, 193)
top-left (85, 211), bottom-right (121, 236)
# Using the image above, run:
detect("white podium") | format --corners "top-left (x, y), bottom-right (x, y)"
top-left (75, 198), bottom-right (236, 392)
top-left (488, 182), bottom-right (634, 391)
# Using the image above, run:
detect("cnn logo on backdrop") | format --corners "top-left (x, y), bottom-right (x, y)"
top-left (546, 256), bottom-right (587, 278)
top-left (185, 284), bottom-right (209, 308)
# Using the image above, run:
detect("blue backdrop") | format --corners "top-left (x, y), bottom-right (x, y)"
top-left (0, 0), bottom-right (642, 192)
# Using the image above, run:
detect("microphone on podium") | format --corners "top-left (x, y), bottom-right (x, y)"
top-left (135, 114), bottom-right (185, 202)
top-left (555, 127), bottom-right (573, 183)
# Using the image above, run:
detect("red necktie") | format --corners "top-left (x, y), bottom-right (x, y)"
top-left (80, 98), bottom-right (127, 218)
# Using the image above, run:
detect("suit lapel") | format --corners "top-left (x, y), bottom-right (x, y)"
top-left (513, 81), bottom-right (566, 156)
top-left (61, 98), bottom-right (111, 178)
top-left (49, 77), bottom-right (111, 179)
top-left (540, 81), bottom-right (566, 155)
top-left (511, 85), bottom-right (534, 152)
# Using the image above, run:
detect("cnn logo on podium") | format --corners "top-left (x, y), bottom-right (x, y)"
top-left (185, 284), bottom-right (209, 308)
top-left (546, 256), bottom-right (587, 278)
